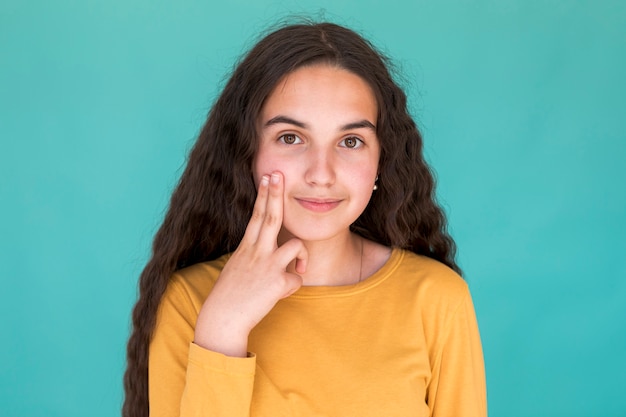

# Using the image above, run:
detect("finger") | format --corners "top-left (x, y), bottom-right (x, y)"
top-left (280, 273), bottom-right (303, 299)
top-left (240, 174), bottom-right (270, 244)
top-left (275, 238), bottom-right (308, 275)
top-left (256, 172), bottom-right (284, 247)
top-left (294, 257), bottom-right (307, 275)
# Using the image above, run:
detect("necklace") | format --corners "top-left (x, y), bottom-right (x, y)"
top-left (357, 236), bottom-right (364, 283)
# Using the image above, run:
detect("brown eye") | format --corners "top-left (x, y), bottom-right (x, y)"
top-left (341, 136), bottom-right (362, 149)
top-left (279, 134), bottom-right (301, 145)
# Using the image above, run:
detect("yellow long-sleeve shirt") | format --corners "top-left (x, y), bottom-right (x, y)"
top-left (149, 248), bottom-right (487, 416)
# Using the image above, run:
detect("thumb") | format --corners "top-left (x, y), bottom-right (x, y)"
top-left (276, 238), bottom-right (308, 274)
top-left (280, 272), bottom-right (303, 299)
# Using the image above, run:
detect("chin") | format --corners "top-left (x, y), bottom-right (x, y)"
top-left (281, 218), bottom-right (354, 243)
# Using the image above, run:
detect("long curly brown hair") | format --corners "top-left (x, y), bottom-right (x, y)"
top-left (123, 21), bottom-right (460, 417)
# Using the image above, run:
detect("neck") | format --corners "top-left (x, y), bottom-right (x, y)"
top-left (280, 231), bottom-right (363, 286)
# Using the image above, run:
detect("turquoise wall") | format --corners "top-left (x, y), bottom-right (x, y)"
top-left (1, 1), bottom-right (625, 416)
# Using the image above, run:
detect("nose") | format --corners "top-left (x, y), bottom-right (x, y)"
top-left (304, 146), bottom-right (336, 187)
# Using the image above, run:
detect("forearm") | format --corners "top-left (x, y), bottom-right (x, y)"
top-left (178, 343), bottom-right (256, 417)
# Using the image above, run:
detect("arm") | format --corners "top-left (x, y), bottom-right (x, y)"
top-left (194, 172), bottom-right (306, 358)
top-left (149, 171), bottom-right (306, 416)
top-left (148, 275), bottom-right (257, 417)
top-left (427, 290), bottom-right (487, 417)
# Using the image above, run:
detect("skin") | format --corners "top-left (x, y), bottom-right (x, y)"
top-left (194, 64), bottom-right (391, 357)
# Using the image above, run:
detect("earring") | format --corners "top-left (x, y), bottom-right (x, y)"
top-left (373, 176), bottom-right (379, 191)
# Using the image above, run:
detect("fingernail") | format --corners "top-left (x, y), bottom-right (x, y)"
top-left (271, 173), bottom-right (280, 184)
top-left (261, 175), bottom-right (270, 186)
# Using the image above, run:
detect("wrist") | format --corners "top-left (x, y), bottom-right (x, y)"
top-left (194, 313), bottom-right (251, 358)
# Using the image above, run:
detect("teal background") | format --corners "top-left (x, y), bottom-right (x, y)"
top-left (1, 0), bottom-right (625, 416)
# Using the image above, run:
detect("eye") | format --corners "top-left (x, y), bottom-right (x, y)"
top-left (278, 134), bottom-right (303, 145)
top-left (340, 136), bottom-right (363, 149)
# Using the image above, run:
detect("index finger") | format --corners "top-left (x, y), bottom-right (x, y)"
top-left (256, 171), bottom-right (284, 247)
top-left (240, 174), bottom-right (271, 245)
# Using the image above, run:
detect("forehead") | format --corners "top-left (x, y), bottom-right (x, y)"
top-left (260, 64), bottom-right (378, 124)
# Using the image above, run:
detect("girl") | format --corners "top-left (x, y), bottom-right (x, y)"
top-left (124, 21), bottom-right (486, 417)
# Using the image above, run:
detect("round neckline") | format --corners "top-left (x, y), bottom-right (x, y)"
top-left (288, 247), bottom-right (404, 299)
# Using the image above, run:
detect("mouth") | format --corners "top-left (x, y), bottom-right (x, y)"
top-left (295, 197), bottom-right (343, 213)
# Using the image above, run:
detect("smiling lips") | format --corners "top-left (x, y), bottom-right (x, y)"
top-left (295, 197), bottom-right (343, 213)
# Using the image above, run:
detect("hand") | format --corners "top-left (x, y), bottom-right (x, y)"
top-left (193, 172), bottom-right (308, 357)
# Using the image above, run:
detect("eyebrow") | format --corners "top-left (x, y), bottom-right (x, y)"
top-left (264, 115), bottom-right (376, 131)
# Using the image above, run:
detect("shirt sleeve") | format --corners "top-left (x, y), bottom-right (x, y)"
top-left (426, 289), bottom-right (487, 417)
top-left (149, 275), bottom-right (256, 417)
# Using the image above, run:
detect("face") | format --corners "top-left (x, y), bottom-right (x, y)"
top-left (254, 64), bottom-right (380, 243)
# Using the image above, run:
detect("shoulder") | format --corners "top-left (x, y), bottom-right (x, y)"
top-left (393, 249), bottom-right (467, 292)
top-left (387, 249), bottom-right (470, 324)
top-left (163, 253), bottom-right (232, 312)
top-left (390, 250), bottom-right (479, 353)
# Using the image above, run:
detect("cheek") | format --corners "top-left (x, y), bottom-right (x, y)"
top-left (355, 178), bottom-right (375, 202)
top-left (253, 149), bottom-right (274, 184)
top-left (253, 154), bottom-right (293, 184)
top-left (351, 165), bottom-right (378, 202)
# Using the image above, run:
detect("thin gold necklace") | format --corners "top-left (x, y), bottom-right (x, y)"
top-left (358, 236), bottom-right (364, 283)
